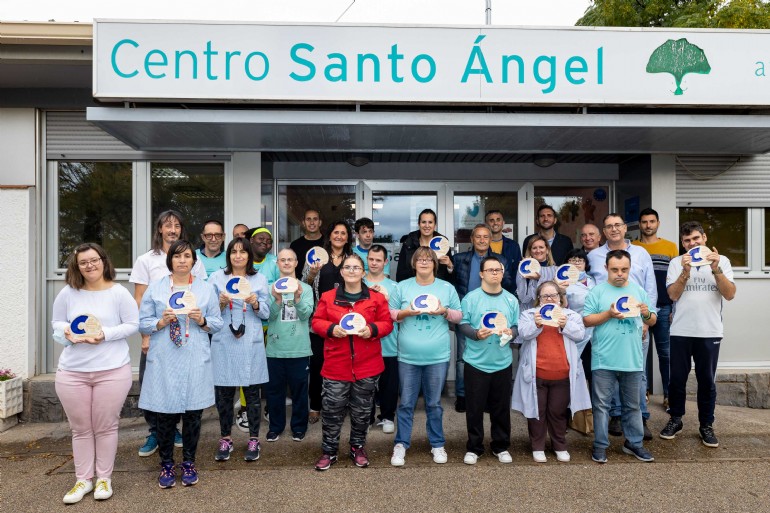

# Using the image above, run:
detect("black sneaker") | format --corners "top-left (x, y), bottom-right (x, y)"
top-left (244, 438), bottom-right (261, 461)
top-left (266, 431), bottom-right (280, 442)
top-left (454, 396), bottom-right (466, 413)
top-left (591, 448), bottom-right (607, 464)
top-left (699, 425), bottom-right (719, 448)
top-left (622, 440), bottom-right (654, 462)
top-left (643, 419), bottom-right (653, 441)
top-left (659, 417), bottom-right (683, 440)
top-left (214, 438), bottom-right (233, 461)
top-left (608, 416), bottom-right (623, 436)
top-left (292, 432), bottom-right (305, 442)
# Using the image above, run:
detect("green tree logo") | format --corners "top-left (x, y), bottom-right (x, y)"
top-left (646, 39), bottom-right (711, 96)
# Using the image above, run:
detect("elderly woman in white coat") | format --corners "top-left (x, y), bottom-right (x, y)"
top-left (209, 237), bottom-right (270, 463)
top-left (512, 280), bottom-right (590, 464)
top-left (138, 240), bottom-right (223, 489)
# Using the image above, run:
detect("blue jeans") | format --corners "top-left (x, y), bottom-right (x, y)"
top-left (592, 369), bottom-right (644, 450)
top-left (395, 361), bottom-right (449, 449)
top-left (455, 331), bottom-right (466, 398)
top-left (610, 334), bottom-right (650, 420)
top-left (649, 304), bottom-right (671, 397)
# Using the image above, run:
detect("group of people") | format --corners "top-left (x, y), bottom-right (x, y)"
top-left (51, 203), bottom-right (735, 503)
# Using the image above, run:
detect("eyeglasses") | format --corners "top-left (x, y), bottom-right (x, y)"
top-left (539, 293), bottom-right (559, 300)
top-left (416, 258), bottom-right (433, 264)
top-left (603, 223), bottom-right (625, 231)
top-left (342, 265), bottom-right (363, 272)
top-left (482, 268), bottom-right (504, 275)
top-left (278, 258), bottom-right (296, 263)
top-left (77, 257), bottom-right (103, 268)
top-left (567, 258), bottom-right (585, 265)
top-left (202, 233), bottom-right (224, 240)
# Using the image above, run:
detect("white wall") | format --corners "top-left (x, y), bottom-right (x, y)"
top-left (0, 109), bottom-right (37, 379)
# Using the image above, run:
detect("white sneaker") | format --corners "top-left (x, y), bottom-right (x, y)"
top-left (532, 450), bottom-right (547, 463)
top-left (63, 479), bottom-right (93, 504)
top-left (236, 410), bottom-right (249, 433)
top-left (391, 443), bottom-right (406, 466)
top-left (494, 450), bottom-right (513, 464)
top-left (431, 446), bottom-right (448, 464)
top-left (463, 452), bottom-right (478, 465)
top-left (382, 419), bottom-right (395, 434)
top-left (94, 478), bottom-right (113, 500)
top-left (555, 450), bottom-right (571, 462)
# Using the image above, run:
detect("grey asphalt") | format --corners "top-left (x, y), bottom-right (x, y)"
top-left (2, 396), bottom-right (770, 512)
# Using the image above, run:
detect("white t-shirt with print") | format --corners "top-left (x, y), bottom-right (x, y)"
top-left (129, 250), bottom-right (207, 286)
top-left (666, 255), bottom-right (734, 338)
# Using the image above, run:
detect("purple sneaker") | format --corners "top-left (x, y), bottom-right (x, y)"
top-left (158, 462), bottom-right (176, 489)
top-left (215, 438), bottom-right (233, 461)
top-left (244, 438), bottom-right (261, 462)
top-left (350, 445), bottom-right (369, 468)
top-left (314, 453), bottom-right (338, 471)
top-left (179, 461), bottom-right (199, 486)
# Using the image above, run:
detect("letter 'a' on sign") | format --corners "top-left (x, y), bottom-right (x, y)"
top-left (539, 304), bottom-right (562, 327)
top-left (411, 293), bottom-right (440, 313)
top-left (169, 290), bottom-right (197, 315)
top-left (274, 276), bottom-right (298, 294)
top-left (688, 245), bottom-right (712, 267)
top-left (556, 264), bottom-right (580, 285)
top-left (340, 312), bottom-right (367, 334)
top-left (482, 310), bottom-right (508, 335)
top-left (428, 236), bottom-right (450, 257)
top-left (225, 276), bottom-right (252, 299)
top-left (614, 295), bottom-right (640, 318)
top-left (306, 246), bottom-right (329, 266)
top-left (518, 258), bottom-right (541, 278)
top-left (70, 313), bottom-right (102, 340)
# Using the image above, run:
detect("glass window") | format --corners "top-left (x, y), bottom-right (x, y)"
top-left (277, 184), bottom-right (356, 249)
top-left (261, 179), bottom-right (274, 234)
top-left (151, 163), bottom-right (225, 242)
top-left (679, 207), bottom-right (747, 267)
top-left (765, 209), bottom-right (770, 268)
top-left (57, 162), bottom-right (133, 268)
top-left (453, 192), bottom-right (517, 253)
top-left (534, 186), bottom-right (610, 246)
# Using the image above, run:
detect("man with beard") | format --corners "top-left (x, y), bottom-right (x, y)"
top-left (522, 204), bottom-right (573, 265)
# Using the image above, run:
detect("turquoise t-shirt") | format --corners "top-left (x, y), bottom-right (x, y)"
top-left (364, 276), bottom-right (399, 357)
top-left (460, 287), bottom-right (519, 373)
top-left (253, 253), bottom-right (279, 286)
top-left (583, 281), bottom-right (656, 372)
top-left (353, 245), bottom-right (391, 276)
top-left (196, 248), bottom-right (226, 279)
top-left (389, 277), bottom-right (461, 366)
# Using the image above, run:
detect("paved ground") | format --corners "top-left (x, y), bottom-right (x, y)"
top-left (2, 395), bottom-right (770, 512)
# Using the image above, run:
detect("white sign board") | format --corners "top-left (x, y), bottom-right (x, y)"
top-left (94, 20), bottom-right (770, 106)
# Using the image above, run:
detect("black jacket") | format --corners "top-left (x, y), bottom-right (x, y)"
top-left (395, 230), bottom-right (454, 283)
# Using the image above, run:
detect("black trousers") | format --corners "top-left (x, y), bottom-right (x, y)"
top-left (375, 356), bottom-right (399, 422)
top-left (215, 384), bottom-right (261, 438)
top-left (156, 409), bottom-right (203, 464)
top-left (464, 363), bottom-right (512, 455)
top-left (309, 333), bottom-right (325, 412)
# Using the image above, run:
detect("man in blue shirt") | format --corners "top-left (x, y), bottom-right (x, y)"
top-left (584, 249), bottom-right (657, 464)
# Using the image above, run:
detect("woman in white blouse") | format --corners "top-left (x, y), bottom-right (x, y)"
top-left (52, 243), bottom-right (139, 504)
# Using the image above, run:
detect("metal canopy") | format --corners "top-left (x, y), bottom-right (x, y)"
top-left (87, 107), bottom-right (770, 155)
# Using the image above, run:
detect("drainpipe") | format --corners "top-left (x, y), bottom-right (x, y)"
top-left (485, 0), bottom-right (492, 25)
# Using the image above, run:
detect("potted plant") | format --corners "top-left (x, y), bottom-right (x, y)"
top-left (0, 369), bottom-right (23, 419)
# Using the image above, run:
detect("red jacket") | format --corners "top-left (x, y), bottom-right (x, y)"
top-left (311, 284), bottom-right (394, 382)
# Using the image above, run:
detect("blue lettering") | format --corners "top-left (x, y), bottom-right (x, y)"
top-left (597, 47), bottom-right (604, 84)
top-left (204, 41), bottom-right (218, 80)
top-left (462, 35), bottom-right (492, 83)
top-left (111, 38), bottom-right (139, 78)
top-left (533, 55), bottom-right (556, 94)
top-left (174, 50), bottom-right (197, 79)
top-left (325, 53), bottom-right (347, 82)
top-left (225, 51), bottom-right (241, 80)
top-left (244, 51), bottom-right (269, 81)
top-left (357, 53), bottom-right (380, 82)
top-left (144, 49), bottom-right (168, 79)
top-left (502, 54), bottom-right (524, 84)
top-left (388, 44), bottom-right (405, 83)
top-left (411, 54), bottom-right (436, 83)
top-left (290, 43), bottom-right (315, 81)
top-left (565, 56), bottom-right (587, 85)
